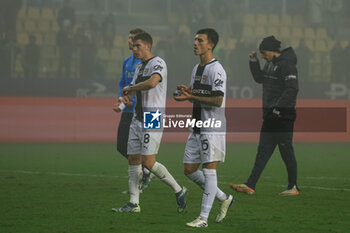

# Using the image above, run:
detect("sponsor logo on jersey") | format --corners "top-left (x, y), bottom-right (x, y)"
top-left (214, 79), bottom-right (224, 87)
top-left (193, 89), bottom-right (211, 95)
top-left (195, 75), bottom-right (201, 82)
top-left (143, 109), bottom-right (162, 129)
top-left (153, 65), bottom-right (163, 72)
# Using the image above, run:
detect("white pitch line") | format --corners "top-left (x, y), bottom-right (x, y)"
top-left (220, 181), bottom-right (350, 192)
top-left (1, 170), bottom-right (349, 192)
top-left (0, 170), bottom-right (127, 179)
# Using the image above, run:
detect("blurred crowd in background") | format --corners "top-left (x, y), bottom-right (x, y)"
top-left (0, 0), bottom-right (350, 86)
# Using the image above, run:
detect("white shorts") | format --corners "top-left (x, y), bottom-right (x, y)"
top-left (127, 117), bottom-right (163, 156)
top-left (183, 132), bottom-right (226, 164)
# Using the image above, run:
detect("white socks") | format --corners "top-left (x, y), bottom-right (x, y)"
top-left (151, 162), bottom-right (182, 193)
top-left (187, 169), bottom-right (227, 201)
top-left (128, 164), bottom-right (142, 205)
top-left (200, 168), bottom-right (219, 221)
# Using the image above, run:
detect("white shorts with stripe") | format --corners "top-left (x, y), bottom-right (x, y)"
top-left (183, 132), bottom-right (226, 164)
top-left (127, 117), bottom-right (163, 156)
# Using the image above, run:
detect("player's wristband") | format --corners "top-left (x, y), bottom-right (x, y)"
top-left (118, 102), bottom-right (126, 111)
top-left (272, 108), bottom-right (280, 115)
top-left (250, 57), bottom-right (257, 62)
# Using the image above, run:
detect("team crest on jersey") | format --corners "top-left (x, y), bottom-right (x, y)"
top-left (143, 110), bottom-right (162, 129)
top-left (144, 68), bottom-right (149, 74)
top-left (202, 75), bottom-right (208, 83)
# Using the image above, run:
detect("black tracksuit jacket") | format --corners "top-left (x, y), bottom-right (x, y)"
top-left (249, 47), bottom-right (299, 121)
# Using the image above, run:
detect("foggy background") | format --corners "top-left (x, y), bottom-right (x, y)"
top-left (1, 0), bottom-right (350, 99)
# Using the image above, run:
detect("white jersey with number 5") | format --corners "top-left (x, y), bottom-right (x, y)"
top-left (190, 58), bottom-right (226, 134)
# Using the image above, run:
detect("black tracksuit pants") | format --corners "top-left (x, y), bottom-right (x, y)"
top-left (117, 112), bottom-right (133, 158)
top-left (246, 118), bottom-right (298, 190)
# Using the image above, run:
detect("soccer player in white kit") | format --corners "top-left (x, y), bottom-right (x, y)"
top-left (112, 32), bottom-right (188, 213)
top-left (174, 28), bottom-right (234, 227)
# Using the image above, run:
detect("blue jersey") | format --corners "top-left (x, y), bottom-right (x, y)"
top-left (119, 54), bottom-right (142, 113)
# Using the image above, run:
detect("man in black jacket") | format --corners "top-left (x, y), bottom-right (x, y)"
top-left (231, 36), bottom-right (299, 196)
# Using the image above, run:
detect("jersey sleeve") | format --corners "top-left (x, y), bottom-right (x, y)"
top-left (210, 65), bottom-right (226, 97)
top-left (150, 58), bottom-right (167, 82)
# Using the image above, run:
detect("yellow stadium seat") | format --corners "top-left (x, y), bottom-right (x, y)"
top-left (291, 27), bottom-right (303, 39)
top-left (305, 39), bottom-right (315, 51)
top-left (244, 14), bottom-right (255, 26)
top-left (17, 33), bottom-right (29, 45)
top-left (17, 8), bottom-right (26, 19)
top-left (256, 14), bottom-right (268, 26)
top-left (38, 21), bottom-right (50, 32)
top-left (24, 20), bottom-right (36, 32)
top-left (122, 48), bottom-right (131, 58)
top-left (268, 14), bottom-right (280, 26)
top-left (226, 38), bottom-right (237, 50)
top-left (304, 27), bottom-right (315, 39)
top-left (242, 26), bottom-right (254, 39)
top-left (340, 40), bottom-right (349, 49)
top-left (42, 46), bottom-right (56, 58)
top-left (98, 48), bottom-right (110, 60)
top-left (43, 33), bottom-right (56, 46)
top-left (255, 26), bottom-right (267, 37)
top-left (110, 48), bottom-right (122, 60)
top-left (16, 20), bottom-right (24, 32)
top-left (34, 33), bottom-right (43, 45)
top-left (281, 15), bottom-right (292, 26)
top-left (292, 15), bottom-right (304, 26)
top-left (27, 8), bottom-right (40, 20)
top-left (107, 61), bottom-right (118, 74)
top-left (290, 39), bottom-right (300, 49)
top-left (152, 36), bottom-right (161, 48)
top-left (218, 38), bottom-right (227, 50)
top-left (41, 8), bottom-right (55, 20)
top-left (267, 27), bottom-right (279, 37)
top-left (316, 27), bottom-right (328, 39)
top-left (113, 35), bottom-right (124, 48)
top-left (314, 40), bottom-right (328, 52)
top-left (51, 21), bottom-right (60, 32)
top-left (279, 27), bottom-right (291, 38)
top-left (327, 39), bottom-right (335, 51)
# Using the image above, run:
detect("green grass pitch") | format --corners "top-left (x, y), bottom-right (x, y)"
top-left (0, 142), bottom-right (349, 233)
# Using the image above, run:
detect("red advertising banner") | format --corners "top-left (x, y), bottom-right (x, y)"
top-left (0, 97), bottom-right (349, 142)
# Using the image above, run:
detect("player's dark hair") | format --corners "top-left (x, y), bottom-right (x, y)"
top-left (133, 32), bottom-right (153, 47)
top-left (129, 28), bottom-right (144, 35)
top-left (196, 28), bottom-right (219, 51)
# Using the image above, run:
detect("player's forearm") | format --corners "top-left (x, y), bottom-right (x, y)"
top-left (129, 78), bottom-right (158, 92)
top-left (191, 95), bottom-right (223, 107)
